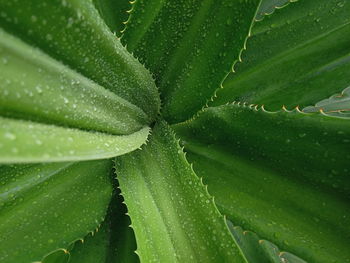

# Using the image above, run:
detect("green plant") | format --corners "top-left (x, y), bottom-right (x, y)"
top-left (0, 0), bottom-right (349, 262)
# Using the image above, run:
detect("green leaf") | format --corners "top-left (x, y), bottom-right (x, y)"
top-left (0, 160), bottom-right (113, 263)
top-left (122, 0), bottom-right (261, 123)
top-left (68, 195), bottom-right (138, 263)
top-left (115, 122), bottom-right (245, 262)
top-left (0, 0), bottom-right (160, 120)
top-left (42, 189), bottom-right (138, 263)
top-left (0, 28), bottom-right (148, 135)
top-left (213, 0), bottom-right (350, 111)
top-left (256, 0), bottom-right (291, 20)
top-left (173, 104), bottom-right (350, 263)
top-left (107, 190), bottom-right (139, 263)
top-left (42, 250), bottom-right (70, 263)
top-left (93, 0), bottom-right (130, 35)
top-left (303, 86), bottom-right (350, 116)
top-left (68, 222), bottom-right (111, 263)
top-left (0, 117), bottom-right (149, 163)
top-left (227, 221), bottom-right (306, 263)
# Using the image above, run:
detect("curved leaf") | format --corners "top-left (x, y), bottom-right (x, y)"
top-left (227, 221), bottom-right (306, 263)
top-left (256, 0), bottom-right (292, 20)
top-left (0, 0), bottom-right (160, 120)
top-left (0, 117), bottom-right (149, 163)
top-left (0, 28), bottom-right (148, 135)
top-left (68, 192), bottom-right (138, 263)
top-left (122, 0), bottom-right (261, 123)
top-left (213, 0), bottom-right (350, 110)
top-left (0, 160), bottom-right (113, 263)
top-left (115, 122), bottom-right (245, 262)
top-left (303, 86), bottom-right (350, 115)
top-left (68, 223), bottom-right (111, 263)
top-left (173, 104), bottom-right (350, 263)
top-left (41, 190), bottom-right (138, 263)
top-left (93, 0), bottom-right (130, 35)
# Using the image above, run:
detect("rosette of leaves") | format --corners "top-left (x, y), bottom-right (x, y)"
top-left (0, 0), bottom-right (349, 262)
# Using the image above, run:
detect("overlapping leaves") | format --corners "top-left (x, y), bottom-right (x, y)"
top-left (0, 0), bottom-right (349, 262)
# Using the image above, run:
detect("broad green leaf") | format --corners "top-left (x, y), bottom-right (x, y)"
top-left (93, 0), bottom-right (130, 35)
top-left (173, 104), bottom-right (350, 263)
top-left (227, 221), bottom-right (306, 263)
top-left (42, 191), bottom-right (138, 263)
top-left (68, 223), bottom-right (110, 263)
top-left (0, 28), bottom-right (148, 135)
top-left (213, 0), bottom-right (350, 111)
top-left (0, 117), bottom-right (149, 163)
top-left (115, 122), bottom-right (245, 262)
top-left (303, 86), bottom-right (350, 116)
top-left (0, 0), bottom-right (160, 120)
top-left (0, 160), bottom-right (113, 263)
top-left (256, 0), bottom-right (291, 20)
top-left (69, 188), bottom-right (138, 263)
top-left (122, 0), bottom-right (261, 123)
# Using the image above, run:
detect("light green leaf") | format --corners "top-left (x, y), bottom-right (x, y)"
top-left (0, 0), bottom-right (160, 120)
top-left (213, 0), bottom-right (350, 111)
top-left (256, 0), bottom-right (292, 20)
top-left (173, 104), bottom-right (350, 263)
top-left (0, 28), bottom-right (148, 135)
top-left (93, 0), bottom-right (130, 35)
top-left (115, 122), bottom-right (245, 262)
top-left (122, 0), bottom-right (261, 123)
top-left (0, 160), bottom-right (113, 263)
top-left (303, 86), bottom-right (350, 116)
top-left (227, 221), bottom-right (306, 263)
top-left (0, 117), bottom-right (149, 163)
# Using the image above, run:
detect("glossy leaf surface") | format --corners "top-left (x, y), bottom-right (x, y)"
top-left (0, 28), bottom-right (148, 135)
top-left (116, 123), bottom-right (245, 262)
top-left (0, 160), bottom-right (113, 263)
top-left (122, 0), bottom-right (261, 123)
top-left (174, 104), bottom-right (350, 263)
top-left (0, 117), bottom-right (149, 163)
top-left (213, 0), bottom-right (350, 110)
top-left (0, 0), bottom-right (160, 120)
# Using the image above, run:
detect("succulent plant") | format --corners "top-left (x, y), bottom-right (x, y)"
top-left (0, 0), bottom-right (349, 262)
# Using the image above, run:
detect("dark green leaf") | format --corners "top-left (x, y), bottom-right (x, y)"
top-left (0, 160), bottom-right (113, 263)
top-left (69, 187), bottom-right (138, 263)
top-left (0, 117), bottom-right (149, 163)
top-left (213, 0), bottom-right (350, 111)
top-left (173, 104), bottom-right (350, 263)
top-left (0, 0), bottom-right (160, 120)
top-left (93, 0), bottom-right (130, 35)
top-left (122, 0), bottom-right (261, 123)
top-left (116, 122), bottom-right (245, 262)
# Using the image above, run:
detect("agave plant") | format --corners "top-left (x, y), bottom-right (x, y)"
top-left (0, 0), bottom-right (349, 262)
